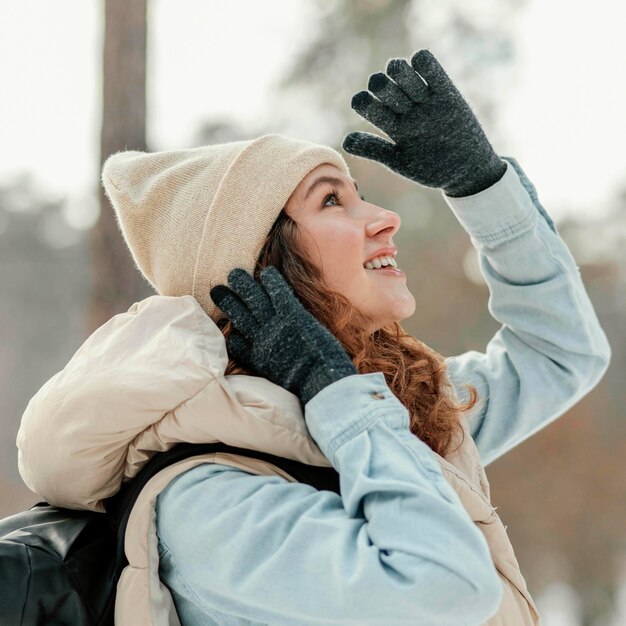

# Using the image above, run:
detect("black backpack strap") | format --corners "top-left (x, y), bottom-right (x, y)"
top-left (105, 442), bottom-right (340, 578)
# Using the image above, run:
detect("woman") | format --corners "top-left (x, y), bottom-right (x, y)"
top-left (16, 50), bottom-right (610, 625)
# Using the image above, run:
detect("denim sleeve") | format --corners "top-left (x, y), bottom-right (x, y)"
top-left (441, 156), bottom-right (612, 467)
top-left (156, 372), bottom-right (503, 626)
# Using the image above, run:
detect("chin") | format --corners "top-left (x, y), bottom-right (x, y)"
top-left (369, 307), bottom-right (415, 334)
top-left (391, 295), bottom-right (417, 322)
top-left (359, 292), bottom-right (416, 333)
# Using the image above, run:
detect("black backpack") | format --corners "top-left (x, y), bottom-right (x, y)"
top-left (0, 442), bottom-right (340, 625)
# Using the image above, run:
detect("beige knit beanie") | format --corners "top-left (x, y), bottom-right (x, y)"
top-left (101, 133), bottom-right (352, 322)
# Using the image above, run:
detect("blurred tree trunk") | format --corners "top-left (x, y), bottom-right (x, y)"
top-left (87, 0), bottom-right (152, 333)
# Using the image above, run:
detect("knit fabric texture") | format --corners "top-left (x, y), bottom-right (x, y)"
top-left (210, 266), bottom-right (358, 407)
top-left (100, 134), bottom-right (351, 322)
top-left (342, 49), bottom-right (507, 197)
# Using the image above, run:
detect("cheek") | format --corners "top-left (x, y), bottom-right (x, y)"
top-left (314, 226), bottom-right (365, 287)
top-left (298, 218), bottom-right (365, 288)
top-left (323, 239), bottom-right (366, 303)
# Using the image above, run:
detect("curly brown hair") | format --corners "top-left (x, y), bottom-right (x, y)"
top-left (218, 208), bottom-right (479, 458)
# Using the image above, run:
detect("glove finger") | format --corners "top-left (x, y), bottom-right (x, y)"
top-left (342, 131), bottom-right (397, 167)
top-left (226, 268), bottom-right (275, 325)
top-left (385, 58), bottom-right (430, 103)
top-left (350, 91), bottom-right (399, 139)
top-left (367, 72), bottom-right (413, 114)
top-left (209, 284), bottom-right (237, 313)
top-left (209, 284), bottom-right (259, 341)
top-left (409, 49), bottom-right (450, 93)
top-left (226, 330), bottom-right (255, 371)
top-left (258, 266), bottom-right (305, 318)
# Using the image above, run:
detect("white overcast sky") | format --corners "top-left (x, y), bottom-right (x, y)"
top-left (0, 0), bottom-right (625, 226)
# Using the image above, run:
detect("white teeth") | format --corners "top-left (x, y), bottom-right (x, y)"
top-left (364, 255), bottom-right (398, 270)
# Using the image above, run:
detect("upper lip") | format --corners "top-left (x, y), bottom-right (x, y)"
top-left (364, 246), bottom-right (398, 264)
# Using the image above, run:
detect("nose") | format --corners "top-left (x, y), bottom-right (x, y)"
top-left (365, 205), bottom-right (401, 239)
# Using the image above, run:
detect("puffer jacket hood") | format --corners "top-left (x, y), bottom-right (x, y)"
top-left (16, 294), bottom-right (540, 625)
top-left (17, 295), bottom-right (330, 512)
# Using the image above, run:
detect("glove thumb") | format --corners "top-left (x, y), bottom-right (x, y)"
top-left (342, 131), bottom-right (397, 166)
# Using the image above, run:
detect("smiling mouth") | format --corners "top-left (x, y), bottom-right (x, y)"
top-left (365, 267), bottom-right (405, 276)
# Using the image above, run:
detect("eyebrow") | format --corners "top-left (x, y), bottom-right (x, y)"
top-left (304, 176), bottom-right (359, 201)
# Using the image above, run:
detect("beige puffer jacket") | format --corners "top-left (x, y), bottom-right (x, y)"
top-left (16, 295), bottom-right (541, 625)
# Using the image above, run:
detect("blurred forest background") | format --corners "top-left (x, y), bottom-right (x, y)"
top-left (1, 1), bottom-right (625, 624)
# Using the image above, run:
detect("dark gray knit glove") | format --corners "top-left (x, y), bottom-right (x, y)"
top-left (209, 266), bottom-right (358, 407)
top-left (342, 49), bottom-right (507, 198)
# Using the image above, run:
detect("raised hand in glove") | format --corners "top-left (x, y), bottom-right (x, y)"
top-left (342, 49), bottom-right (507, 198)
top-left (210, 266), bottom-right (358, 407)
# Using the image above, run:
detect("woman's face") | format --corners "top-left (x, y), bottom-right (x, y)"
top-left (284, 163), bottom-right (416, 333)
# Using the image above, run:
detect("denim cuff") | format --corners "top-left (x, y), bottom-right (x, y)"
top-left (442, 156), bottom-right (548, 245)
top-left (304, 372), bottom-right (410, 464)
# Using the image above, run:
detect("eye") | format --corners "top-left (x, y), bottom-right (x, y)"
top-left (322, 187), bottom-right (366, 208)
top-left (322, 192), bottom-right (341, 207)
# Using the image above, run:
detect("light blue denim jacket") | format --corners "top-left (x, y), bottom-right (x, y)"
top-left (155, 156), bottom-right (612, 625)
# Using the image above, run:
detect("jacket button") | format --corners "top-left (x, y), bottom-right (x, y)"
top-left (371, 391), bottom-right (385, 399)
